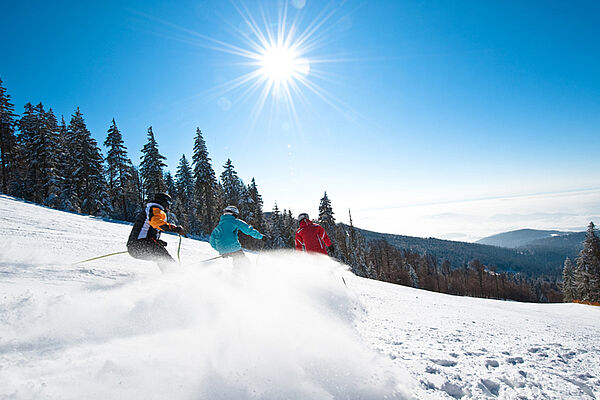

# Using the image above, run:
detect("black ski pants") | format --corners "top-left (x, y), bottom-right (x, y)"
top-left (127, 238), bottom-right (175, 263)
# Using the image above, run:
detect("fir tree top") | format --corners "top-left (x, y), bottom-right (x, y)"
top-left (318, 191), bottom-right (335, 228)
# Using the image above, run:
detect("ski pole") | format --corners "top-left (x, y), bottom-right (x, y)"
top-left (177, 235), bottom-right (182, 264)
top-left (200, 254), bottom-right (225, 263)
top-left (72, 251), bottom-right (128, 265)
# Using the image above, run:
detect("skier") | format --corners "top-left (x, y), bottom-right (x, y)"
top-left (209, 205), bottom-right (264, 266)
top-left (127, 192), bottom-right (185, 272)
top-left (295, 213), bottom-right (334, 255)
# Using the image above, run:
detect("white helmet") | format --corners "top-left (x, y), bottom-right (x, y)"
top-left (298, 213), bottom-right (309, 222)
top-left (223, 205), bottom-right (239, 217)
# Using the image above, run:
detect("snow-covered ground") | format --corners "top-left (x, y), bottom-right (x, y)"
top-left (0, 195), bottom-right (599, 399)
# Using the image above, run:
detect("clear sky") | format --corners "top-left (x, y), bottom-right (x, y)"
top-left (2, 0), bottom-right (599, 240)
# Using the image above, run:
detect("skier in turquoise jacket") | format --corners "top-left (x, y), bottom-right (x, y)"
top-left (210, 206), bottom-right (263, 263)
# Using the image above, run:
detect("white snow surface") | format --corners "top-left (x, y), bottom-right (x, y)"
top-left (0, 195), bottom-right (599, 399)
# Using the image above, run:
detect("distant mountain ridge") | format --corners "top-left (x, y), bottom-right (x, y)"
top-left (355, 227), bottom-right (583, 277)
top-left (476, 229), bottom-right (575, 248)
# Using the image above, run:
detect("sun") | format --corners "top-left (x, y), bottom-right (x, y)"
top-left (258, 43), bottom-right (310, 95)
top-left (259, 45), bottom-right (297, 82)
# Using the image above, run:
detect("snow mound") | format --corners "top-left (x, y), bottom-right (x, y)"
top-left (0, 249), bottom-right (413, 399)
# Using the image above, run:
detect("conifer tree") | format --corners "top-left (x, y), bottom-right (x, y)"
top-left (318, 191), bottom-right (337, 257)
top-left (65, 108), bottom-right (107, 215)
top-left (0, 78), bottom-right (18, 194)
top-left (318, 191), bottom-right (336, 231)
top-left (17, 103), bottom-right (60, 205)
top-left (42, 108), bottom-right (61, 207)
top-left (347, 209), bottom-right (370, 277)
top-left (173, 154), bottom-right (196, 234)
top-left (104, 119), bottom-right (136, 220)
top-left (575, 222), bottom-right (600, 302)
top-left (268, 203), bottom-right (286, 248)
top-left (139, 126), bottom-right (166, 200)
top-left (192, 128), bottom-right (219, 233)
top-left (246, 178), bottom-right (266, 233)
top-left (282, 209), bottom-right (296, 247)
top-left (55, 116), bottom-right (74, 210)
top-left (562, 257), bottom-right (575, 303)
top-left (220, 158), bottom-right (244, 207)
top-left (164, 172), bottom-right (175, 195)
top-left (243, 178), bottom-right (266, 248)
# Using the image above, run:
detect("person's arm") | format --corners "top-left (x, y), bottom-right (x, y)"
top-left (148, 207), bottom-right (175, 231)
top-left (295, 231), bottom-right (304, 251)
top-left (235, 219), bottom-right (263, 239)
top-left (148, 207), bottom-right (182, 234)
top-left (319, 226), bottom-right (332, 247)
top-left (209, 227), bottom-right (218, 251)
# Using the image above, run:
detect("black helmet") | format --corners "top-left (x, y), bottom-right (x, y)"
top-left (298, 213), bottom-right (309, 222)
top-left (223, 205), bottom-right (240, 217)
top-left (152, 192), bottom-right (172, 209)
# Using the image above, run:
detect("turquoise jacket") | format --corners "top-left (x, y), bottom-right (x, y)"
top-left (209, 214), bottom-right (263, 254)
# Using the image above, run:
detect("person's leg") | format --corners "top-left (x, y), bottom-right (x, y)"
top-left (128, 239), bottom-right (176, 272)
top-left (230, 250), bottom-right (251, 269)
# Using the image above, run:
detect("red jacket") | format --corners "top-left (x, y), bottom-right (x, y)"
top-left (295, 219), bottom-right (332, 254)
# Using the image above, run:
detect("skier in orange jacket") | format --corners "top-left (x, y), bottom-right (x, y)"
top-left (127, 192), bottom-right (185, 271)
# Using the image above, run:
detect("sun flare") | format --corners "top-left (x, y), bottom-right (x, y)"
top-left (258, 44), bottom-right (310, 94)
top-left (150, 1), bottom-right (345, 129)
top-left (259, 45), bottom-right (298, 82)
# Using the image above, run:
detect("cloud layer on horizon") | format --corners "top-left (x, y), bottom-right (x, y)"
top-left (354, 188), bottom-right (600, 242)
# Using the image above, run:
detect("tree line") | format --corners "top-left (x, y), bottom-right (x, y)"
top-left (0, 78), bottom-right (353, 253)
top-left (0, 77), bottom-right (585, 303)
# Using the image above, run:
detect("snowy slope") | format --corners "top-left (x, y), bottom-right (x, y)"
top-left (1, 195), bottom-right (599, 399)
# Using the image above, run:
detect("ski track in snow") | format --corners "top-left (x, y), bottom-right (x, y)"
top-left (1, 195), bottom-right (599, 399)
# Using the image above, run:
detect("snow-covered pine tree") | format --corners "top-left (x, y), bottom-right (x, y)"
top-left (192, 128), bottom-right (219, 233)
top-left (268, 202), bottom-right (286, 248)
top-left (318, 191), bottom-right (336, 231)
top-left (282, 209), bottom-right (296, 247)
top-left (562, 257), bottom-right (575, 303)
top-left (575, 222), bottom-right (600, 302)
top-left (130, 165), bottom-right (144, 212)
top-left (164, 171), bottom-right (175, 195)
top-left (55, 116), bottom-right (75, 210)
top-left (42, 108), bottom-right (61, 208)
top-left (66, 108), bottom-right (108, 215)
top-left (0, 78), bottom-right (18, 194)
top-left (139, 126), bottom-right (166, 200)
top-left (408, 264), bottom-right (419, 288)
top-left (239, 178), bottom-right (266, 249)
top-left (219, 159), bottom-right (252, 234)
top-left (318, 191), bottom-right (337, 257)
top-left (347, 209), bottom-right (370, 277)
top-left (246, 178), bottom-right (266, 234)
top-left (173, 154), bottom-right (196, 234)
top-left (220, 158), bottom-right (244, 208)
top-left (104, 119), bottom-right (137, 220)
top-left (17, 103), bottom-right (60, 206)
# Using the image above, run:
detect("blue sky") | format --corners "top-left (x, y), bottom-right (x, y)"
top-left (2, 0), bottom-right (599, 239)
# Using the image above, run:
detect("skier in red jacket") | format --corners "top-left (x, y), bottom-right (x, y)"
top-left (295, 213), bottom-right (334, 255)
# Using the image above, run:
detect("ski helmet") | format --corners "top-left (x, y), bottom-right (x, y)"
top-left (298, 213), bottom-right (309, 222)
top-left (223, 205), bottom-right (240, 217)
top-left (152, 192), bottom-right (172, 209)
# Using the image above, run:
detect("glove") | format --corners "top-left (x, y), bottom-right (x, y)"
top-left (174, 225), bottom-right (186, 236)
top-left (328, 244), bottom-right (336, 253)
top-left (157, 239), bottom-right (168, 247)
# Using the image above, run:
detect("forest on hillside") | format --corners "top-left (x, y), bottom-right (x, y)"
top-left (2, 77), bottom-right (599, 304)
